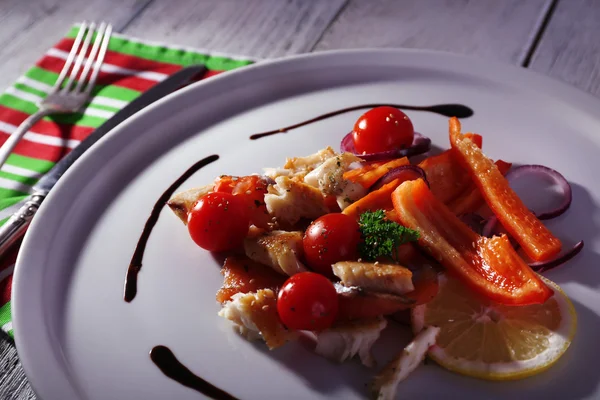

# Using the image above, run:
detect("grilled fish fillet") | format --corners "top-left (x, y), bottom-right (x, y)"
top-left (218, 289), bottom-right (295, 349)
top-left (372, 326), bottom-right (440, 400)
top-left (313, 317), bottom-right (387, 367)
top-left (264, 176), bottom-right (328, 225)
top-left (166, 184), bottom-right (213, 224)
top-left (263, 147), bottom-right (337, 180)
top-left (332, 261), bottom-right (414, 295)
top-left (244, 231), bottom-right (307, 276)
top-left (304, 153), bottom-right (367, 210)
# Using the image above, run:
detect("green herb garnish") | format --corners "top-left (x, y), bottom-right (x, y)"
top-left (358, 210), bottom-right (420, 262)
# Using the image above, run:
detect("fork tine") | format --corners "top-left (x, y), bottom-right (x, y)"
top-left (62, 22), bottom-right (96, 92)
top-left (52, 22), bottom-right (88, 93)
top-left (75, 22), bottom-right (107, 93)
top-left (84, 23), bottom-right (112, 95)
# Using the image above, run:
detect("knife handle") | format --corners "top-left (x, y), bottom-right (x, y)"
top-left (0, 194), bottom-right (45, 256)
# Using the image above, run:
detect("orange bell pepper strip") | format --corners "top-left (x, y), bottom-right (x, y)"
top-left (448, 159), bottom-right (512, 215)
top-left (343, 165), bottom-right (427, 219)
top-left (448, 118), bottom-right (561, 261)
top-left (343, 157), bottom-right (409, 188)
top-left (342, 179), bottom-right (399, 219)
top-left (417, 133), bottom-right (482, 204)
top-left (392, 178), bottom-right (552, 305)
top-left (462, 132), bottom-right (483, 149)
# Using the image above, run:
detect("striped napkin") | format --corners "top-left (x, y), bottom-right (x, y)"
top-left (0, 25), bottom-right (255, 338)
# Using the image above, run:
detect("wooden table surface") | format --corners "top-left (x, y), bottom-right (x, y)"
top-left (1, 0), bottom-right (599, 398)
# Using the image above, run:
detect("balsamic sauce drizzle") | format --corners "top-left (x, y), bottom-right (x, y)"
top-left (123, 154), bottom-right (219, 302)
top-left (150, 346), bottom-right (239, 400)
top-left (249, 103), bottom-right (473, 140)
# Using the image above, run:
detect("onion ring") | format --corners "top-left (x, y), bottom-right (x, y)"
top-left (530, 241), bottom-right (584, 273)
top-left (340, 132), bottom-right (431, 161)
top-left (505, 165), bottom-right (572, 220)
top-left (370, 165), bottom-right (429, 191)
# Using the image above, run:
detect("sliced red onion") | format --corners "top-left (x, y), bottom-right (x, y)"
top-left (340, 132), bottom-right (431, 161)
top-left (370, 165), bottom-right (429, 191)
top-left (459, 213), bottom-right (486, 235)
top-left (481, 215), bottom-right (498, 237)
top-left (530, 240), bottom-right (584, 273)
top-left (505, 165), bottom-right (572, 220)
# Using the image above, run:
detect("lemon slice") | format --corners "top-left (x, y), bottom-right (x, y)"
top-left (411, 273), bottom-right (577, 380)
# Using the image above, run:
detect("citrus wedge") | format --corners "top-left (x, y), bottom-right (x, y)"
top-left (412, 273), bottom-right (577, 380)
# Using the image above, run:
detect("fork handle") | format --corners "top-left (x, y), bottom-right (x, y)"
top-left (0, 109), bottom-right (53, 169)
top-left (0, 193), bottom-right (45, 256)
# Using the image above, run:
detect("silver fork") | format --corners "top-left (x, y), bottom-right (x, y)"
top-left (0, 21), bottom-right (112, 169)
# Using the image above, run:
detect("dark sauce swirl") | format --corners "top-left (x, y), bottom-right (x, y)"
top-left (123, 154), bottom-right (219, 302)
top-left (150, 346), bottom-right (239, 400)
top-left (249, 103), bottom-right (473, 140)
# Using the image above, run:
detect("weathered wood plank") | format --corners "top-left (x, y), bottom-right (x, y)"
top-left (122, 0), bottom-right (348, 59)
top-left (529, 0), bottom-right (600, 97)
top-left (0, 0), bottom-right (153, 92)
top-left (314, 0), bottom-right (550, 64)
top-left (0, 334), bottom-right (35, 400)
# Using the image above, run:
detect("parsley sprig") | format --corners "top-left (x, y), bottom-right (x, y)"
top-left (358, 210), bottom-right (420, 262)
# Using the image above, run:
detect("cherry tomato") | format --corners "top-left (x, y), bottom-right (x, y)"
top-left (187, 192), bottom-right (249, 252)
top-left (352, 106), bottom-right (414, 154)
top-left (303, 213), bottom-right (361, 276)
top-left (277, 272), bottom-right (338, 331)
top-left (214, 175), bottom-right (270, 229)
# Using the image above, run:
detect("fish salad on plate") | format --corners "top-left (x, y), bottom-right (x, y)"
top-left (167, 106), bottom-right (582, 399)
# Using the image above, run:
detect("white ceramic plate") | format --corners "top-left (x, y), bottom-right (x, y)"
top-left (13, 49), bottom-right (600, 400)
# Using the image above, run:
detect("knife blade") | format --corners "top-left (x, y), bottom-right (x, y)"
top-left (0, 64), bottom-right (207, 256)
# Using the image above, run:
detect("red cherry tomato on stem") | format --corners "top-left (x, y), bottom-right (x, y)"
top-left (303, 213), bottom-right (361, 276)
top-left (187, 192), bottom-right (249, 252)
top-left (277, 272), bottom-right (338, 331)
top-left (352, 106), bottom-right (414, 154)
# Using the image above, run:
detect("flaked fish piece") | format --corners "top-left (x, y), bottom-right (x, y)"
top-left (244, 231), bottom-right (307, 276)
top-left (334, 282), bottom-right (415, 321)
top-left (264, 147), bottom-right (338, 180)
top-left (313, 317), bottom-right (387, 367)
top-left (216, 256), bottom-right (286, 303)
top-left (335, 180), bottom-right (368, 211)
top-left (304, 153), bottom-right (366, 210)
top-left (304, 153), bottom-right (363, 195)
top-left (167, 184), bottom-right (213, 224)
top-left (218, 289), bottom-right (296, 349)
top-left (332, 261), bottom-right (414, 295)
top-left (264, 176), bottom-right (328, 225)
top-left (371, 326), bottom-right (440, 400)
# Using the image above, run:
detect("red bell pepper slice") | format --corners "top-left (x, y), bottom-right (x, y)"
top-left (448, 118), bottom-right (561, 261)
top-left (418, 133), bottom-right (482, 204)
top-left (392, 178), bottom-right (553, 305)
top-left (447, 159), bottom-right (512, 215)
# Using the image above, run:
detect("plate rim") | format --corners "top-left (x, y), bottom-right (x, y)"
top-left (12, 48), bottom-right (600, 399)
